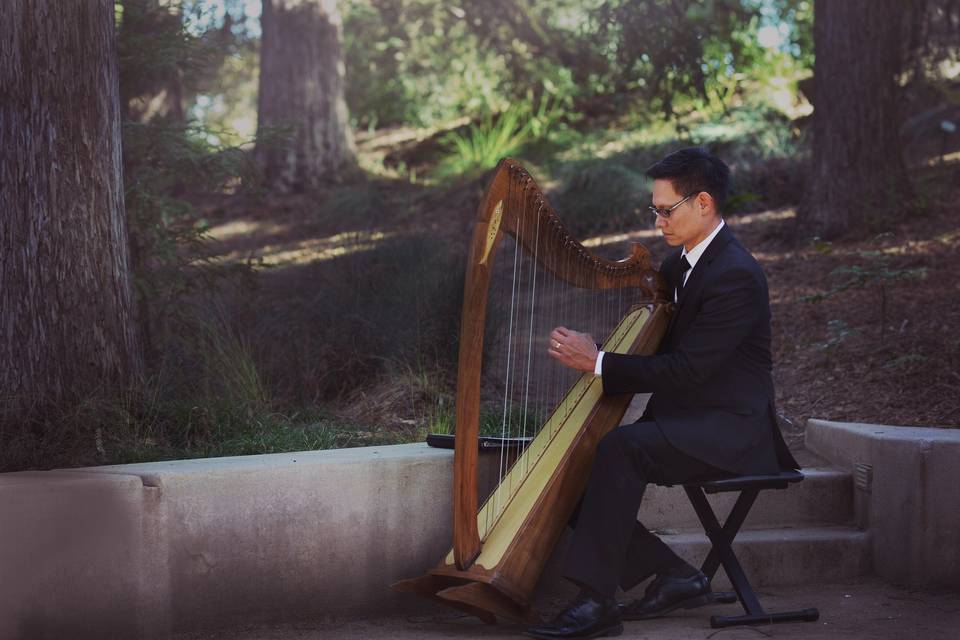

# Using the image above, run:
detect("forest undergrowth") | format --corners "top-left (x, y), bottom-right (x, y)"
top-left (185, 112), bottom-right (960, 461)
top-left (5, 108), bottom-right (958, 471)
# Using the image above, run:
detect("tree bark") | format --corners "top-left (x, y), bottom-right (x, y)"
top-left (256, 0), bottom-right (356, 191)
top-left (0, 0), bottom-right (142, 418)
top-left (805, 0), bottom-right (913, 238)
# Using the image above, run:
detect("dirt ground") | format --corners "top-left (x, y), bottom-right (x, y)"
top-left (171, 578), bottom-right (960, 640)
top-left (729, 196), bottom-right (960, 442)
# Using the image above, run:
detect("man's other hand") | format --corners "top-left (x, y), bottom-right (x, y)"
top-left (548, 326), bottom-right (599, 373)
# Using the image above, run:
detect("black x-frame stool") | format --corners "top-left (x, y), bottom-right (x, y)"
top-left (680, 469), bottom-right (820, 628)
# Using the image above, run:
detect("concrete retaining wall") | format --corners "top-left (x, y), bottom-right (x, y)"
top-left (806, 419), bottom-right (960, 588)
top-left (0, 471), bottom-right (156, 640)
top-left (1, 445), bottom-right (462, 640)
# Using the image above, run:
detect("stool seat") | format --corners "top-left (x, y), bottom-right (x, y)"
top-left (694, 469), bottom-right (804, 494)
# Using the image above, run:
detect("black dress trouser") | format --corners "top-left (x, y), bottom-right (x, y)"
top-left (563, 420), bottom-right (730, 598)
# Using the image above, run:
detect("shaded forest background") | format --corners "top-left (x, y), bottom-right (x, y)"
top-left (1, 0), bottom-right (959, 471)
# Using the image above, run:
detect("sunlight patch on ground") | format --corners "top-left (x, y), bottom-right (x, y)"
top-left (582, 227), bottom-right (660, 248)
top-left (552, 121), bottom-right (677, 163)
top-left (218, 230), bottom-right (397, 267)
top-left (916, 150), bottom-right (960, 168)
top-left (208, 218), bottom-right (292, 241)
top-left (817, 233), bottom-right (958, 260)
top-left (875, 242), bottom-right (941, 257)
top-left (870, 236), bottom-right (959, 259)
top-left (582, 208), bottom-right (798, 249)
top-left (752, 250), bottom-right (794, 264)
top-left (355, 117), bottom-right (470, 152)
top-left (935, 230), bottom-right (960, 245)
top-left (729, 207), bottom-right (797, 225)
top-left (574, 127), bottom-right (670, 162)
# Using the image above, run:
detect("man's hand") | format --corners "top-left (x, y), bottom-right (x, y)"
top-left (548, 326), bottom-right (599, 373)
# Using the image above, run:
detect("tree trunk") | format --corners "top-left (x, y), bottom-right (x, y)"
top-left (805, 0), bottom-right (913, 238)
top-left (0, 0), bottom-right (142, 418)
top-left (256, 0), bottom-right (356, 191)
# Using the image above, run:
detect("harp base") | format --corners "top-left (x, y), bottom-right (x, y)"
top-left (391, 571), bottom-right (538, 624)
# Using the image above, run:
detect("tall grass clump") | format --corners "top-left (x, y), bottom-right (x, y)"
top-left (105, 306), bottom-right (357, 465)
top-left (437, 93), bottom-right (570, 178)
top-left (0, 308), bottom-right (348, 470)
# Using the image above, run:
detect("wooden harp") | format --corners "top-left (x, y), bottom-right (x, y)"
top-left (393, 158), bottom-right (671, 623)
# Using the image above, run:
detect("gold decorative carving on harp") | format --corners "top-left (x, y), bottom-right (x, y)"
top-left (393, 158), bottom-right (671, 623)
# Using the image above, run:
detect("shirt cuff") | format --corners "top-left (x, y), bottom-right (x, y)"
top-left (594, 351), bottom-right (604, 376)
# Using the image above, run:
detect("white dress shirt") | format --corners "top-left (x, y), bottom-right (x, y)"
top-left (593, 220), bottom-right (725, 376)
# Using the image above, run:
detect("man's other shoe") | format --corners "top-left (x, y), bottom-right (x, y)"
top-left (619, 570), bottom-right (712, 620)
top-left (525, 593), bottom-right (623, 639)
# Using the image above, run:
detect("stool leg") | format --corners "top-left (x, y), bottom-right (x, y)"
top-left (690, 488), bottom-right (758, 583)
top-left (684, 487), bottom-right (763, 615)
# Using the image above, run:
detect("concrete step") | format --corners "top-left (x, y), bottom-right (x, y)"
top-left (640, 467), bottom-right (854, 532)
top-left (653, 525), bottom-right (872, 590)
top-left (538, 524), bottom-right (871, 603)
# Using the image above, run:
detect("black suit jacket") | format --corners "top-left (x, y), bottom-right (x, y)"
top-left (602, 224), bottom-right (799, 475)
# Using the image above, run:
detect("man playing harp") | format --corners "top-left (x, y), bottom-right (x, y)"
top-left (533, 147), bottom-right (798, 639)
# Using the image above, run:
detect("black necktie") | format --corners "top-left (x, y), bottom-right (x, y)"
top-left (676, 255), bottom-right (692, 300)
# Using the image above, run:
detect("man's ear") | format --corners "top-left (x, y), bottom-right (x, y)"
top-left (696, 192), bottom-right (714, 217)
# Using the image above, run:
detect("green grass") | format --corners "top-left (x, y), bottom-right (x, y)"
top-left (107, 407), bottom-right (347, 464)
top-left (427, 403), bottom-right (548, 439)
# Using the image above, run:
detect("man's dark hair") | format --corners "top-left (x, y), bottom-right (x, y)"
top-left (645, 147), bottom-right (731, 212)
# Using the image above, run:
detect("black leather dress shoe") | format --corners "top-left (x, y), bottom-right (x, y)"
top-left (619, 570), bottom-right (712, 620)
top-left (525, 593), bottom-right (623, 639)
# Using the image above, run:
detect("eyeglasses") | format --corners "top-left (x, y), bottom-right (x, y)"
top-left (648, 192), bottom-right (698, 219)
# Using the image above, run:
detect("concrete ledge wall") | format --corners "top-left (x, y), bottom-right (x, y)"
top-left (0, 471), bottom-right (158, 640)
top-left (0, 444), bottom-right (523, 639)
top-left (806, 419), bottom-right (960, 588)
top-left (80, 445), bottom-right (457, 635)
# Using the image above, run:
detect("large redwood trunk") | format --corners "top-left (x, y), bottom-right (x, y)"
top-left (805, 0), bottom-right (913, 238)
top-left (256, 0), bottom-right (356, 191)
top-left (0, 0), bottom-right (142, 418)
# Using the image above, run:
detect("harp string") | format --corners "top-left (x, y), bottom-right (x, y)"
top-left (497, 172), bottom-right (534, 518)
top-left (495, 173), bottom-right (521, 520)
top-left (500, 178), bottom-right (520, 515)
top-left (520, 183), bottom-right (540, 479)
top-left (537, 199), bottom-right (550, 446)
